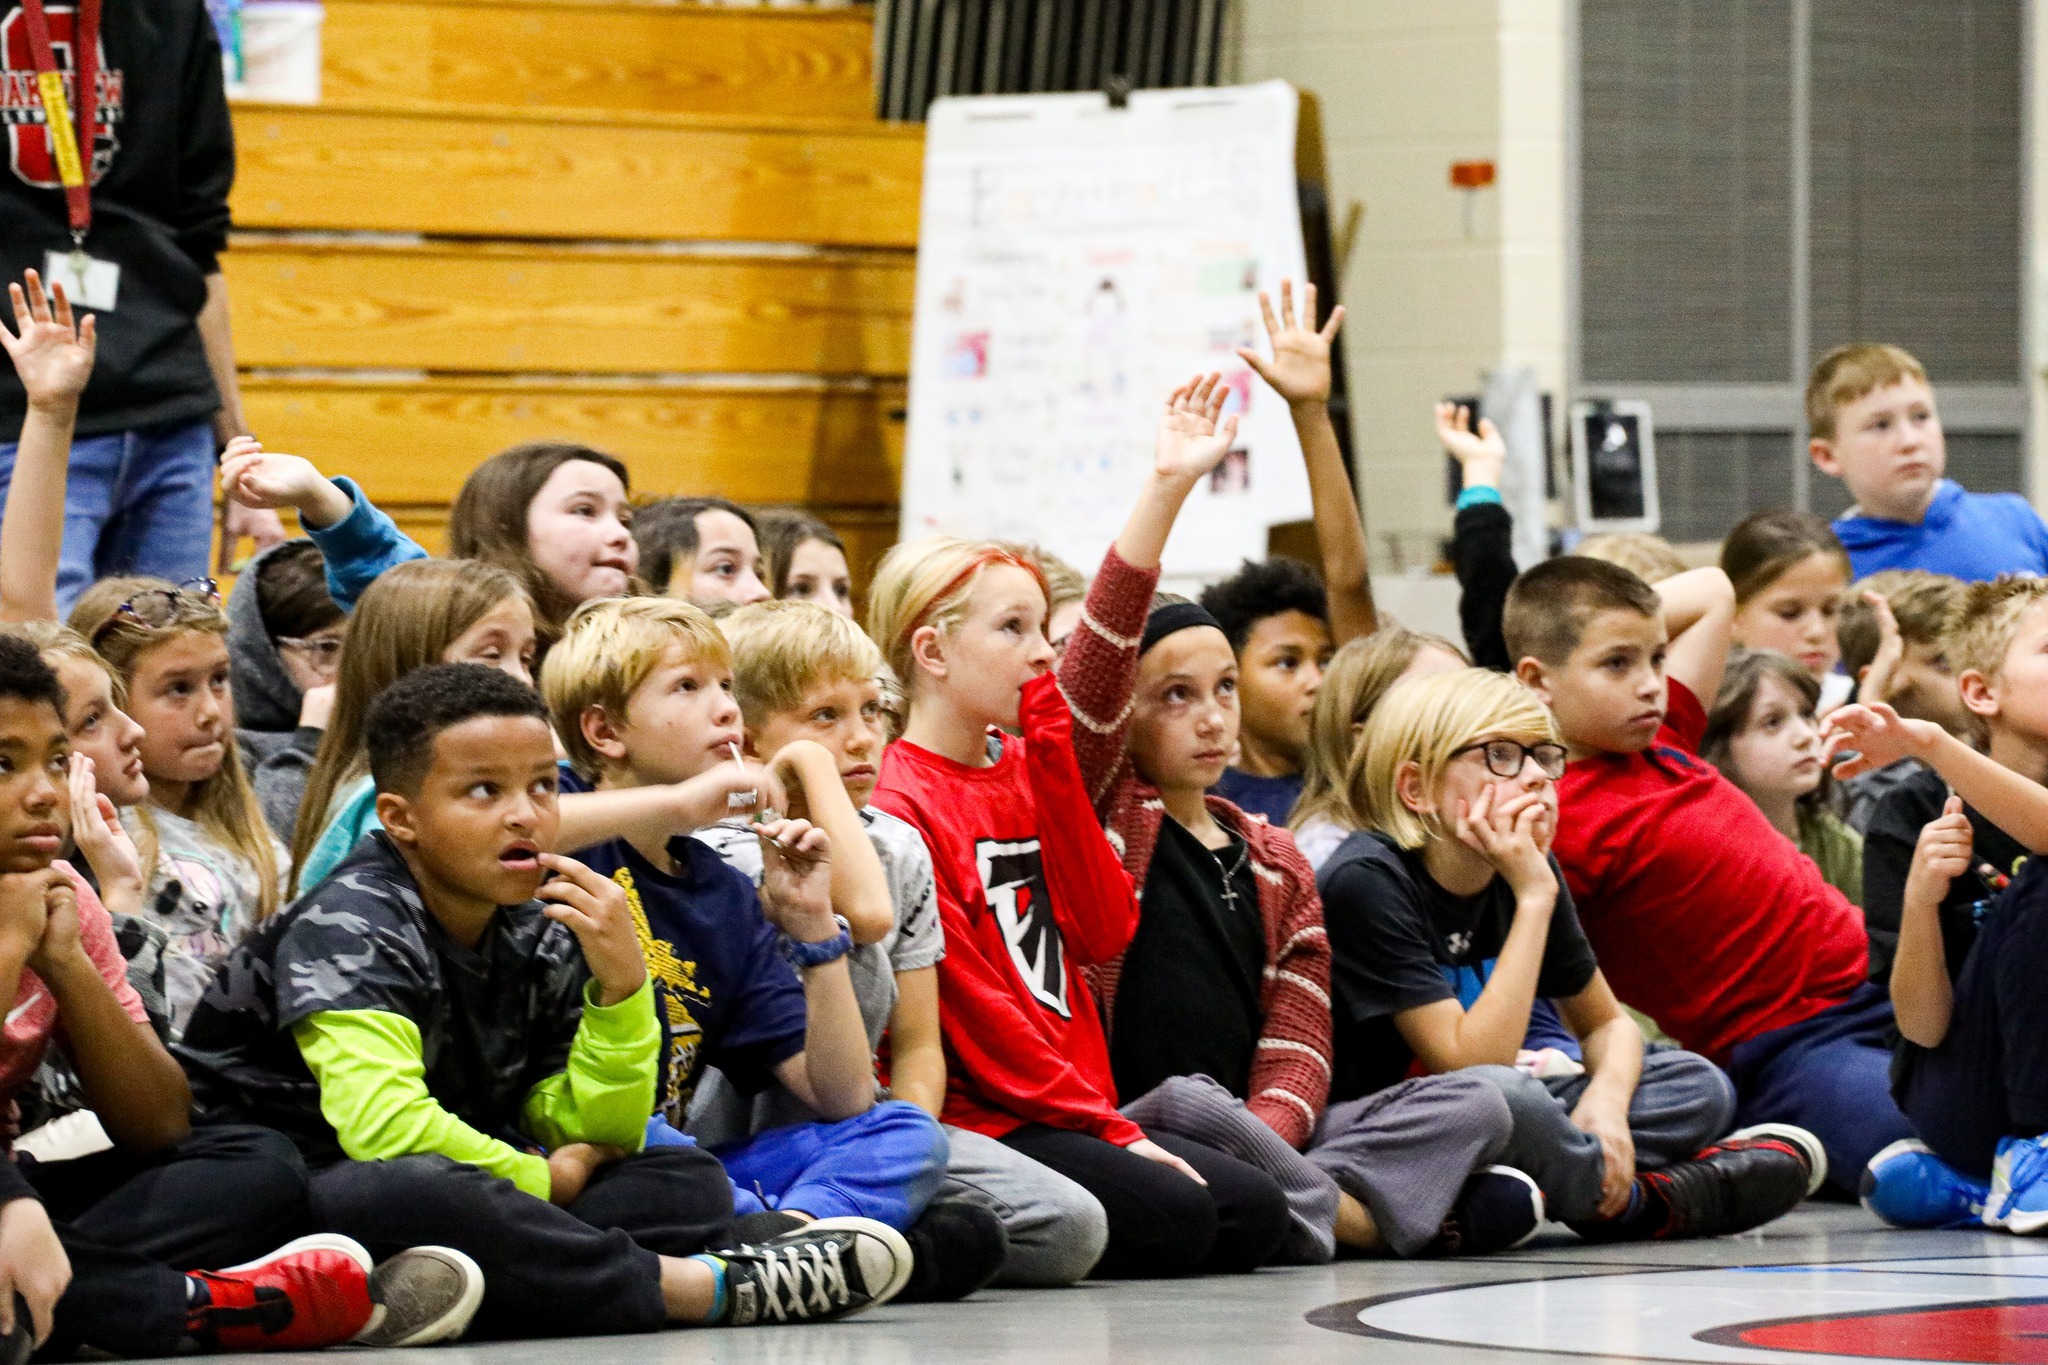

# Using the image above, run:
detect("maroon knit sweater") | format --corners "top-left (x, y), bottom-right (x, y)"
top-left (1059, 547), bottom-right (1335, 1151)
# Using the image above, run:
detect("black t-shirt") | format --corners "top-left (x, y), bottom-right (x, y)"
top-left (1862, 765), bottom-right (2031, 986)
top-left (176, 832), bottom-right (591, 1163)
top-left (1, 0), bottom-right (234, 435)
top-left (1110, 818), bottom-right (1267, 1104)
top-left (1318, 830), bottom-right (1599, 1102)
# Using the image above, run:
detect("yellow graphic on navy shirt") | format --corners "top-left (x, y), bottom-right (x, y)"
top-left (612, 866), bottom-right (709, 1122)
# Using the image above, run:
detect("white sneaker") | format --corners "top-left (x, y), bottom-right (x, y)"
top-left (354, 1246), bottom-right (485, 1348)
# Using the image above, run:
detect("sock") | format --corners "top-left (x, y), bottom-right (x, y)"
top-left (687, 1255), bottom-right (729, 1323)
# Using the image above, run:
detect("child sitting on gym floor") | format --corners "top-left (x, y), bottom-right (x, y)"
top-left (1507, 555), bottom-right (1915, 1193)
top-left (541, 599), bottom-right (951, 1251)
top-left (0, 631), bottom-right (411, 1358)
top-left (1323, 665), bottom-right (1814, 1241)
top-left (179, 662), bottom-right (912, 1334)
top-left (1834, 578), bottom-right (2048, 1230)
top-left (631, 496), bottom-right (772, 610)
top-left (1833, 570), bottom-right (1971, 831)
top-left (1720, 511), bottom-right (1855, 712)
top-left (1199, 281), bottom-right (1378, 828)
top-left (1809, 343), bottom-right (2048, 581)
top-left (1702, 649), bottom-right (1863, 905)
top-left (869, 376), bottom-right (1291, 1280)
top-left (224, 539), bottom-right (346, 840)
top-left (755, 511), bottom-right (854, 618)
top-left (691, 598), bottom-right (1081, 1296)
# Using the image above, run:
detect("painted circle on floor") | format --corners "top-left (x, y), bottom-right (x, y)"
top-left (1307, 1254), bottom-right (2048, 1364)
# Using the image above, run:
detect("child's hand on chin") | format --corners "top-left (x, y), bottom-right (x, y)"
top-left (535, 853), bottom-right (647, 1007)
top-left (756, 818), bottom-right (835, 942)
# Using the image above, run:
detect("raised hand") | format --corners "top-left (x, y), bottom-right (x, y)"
top-left (0, 271), bottom-right (96, 410)
top-left (1435, 401), bottom-right (1506, 477)
top-left (1856, 590), bottom-right (1906, 706)
top-left (1235, 278), bottom-right (1344, 405)
top-left (218, 439), bottom-right (353, 530)
top-left (1153, 373), bottom-right (1240, 484)
top-left (1823, 701), bottom-right (1941, 780)
top-left (534, 852), bottom-right (647, 1006)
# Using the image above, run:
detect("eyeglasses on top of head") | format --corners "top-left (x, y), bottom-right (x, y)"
top-left (1451, 738), bottom-right (1568, 781)
top-left (91, 578), bottom-right (220, 644)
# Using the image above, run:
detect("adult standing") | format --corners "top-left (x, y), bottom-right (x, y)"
top-left (0, 0), bottom-right (283, 613)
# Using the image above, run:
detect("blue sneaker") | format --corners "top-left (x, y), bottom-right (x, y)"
top-left (1987, 1135), bottom-right (2048, 1234)
top-left (1861, 1139), bottom-right (1988, 1229)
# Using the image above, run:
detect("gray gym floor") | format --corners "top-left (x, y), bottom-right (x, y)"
top-left (280, 1207), bottom-right (2038, 1364)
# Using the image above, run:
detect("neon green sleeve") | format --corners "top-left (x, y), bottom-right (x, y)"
top-left (521, 977), bottom-right (659, 1153)
top-left (294, 1010), bottom-right (551, 1200)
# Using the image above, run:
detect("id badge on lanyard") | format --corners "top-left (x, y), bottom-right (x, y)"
top-left (21, 0), bottom-right (118, 310)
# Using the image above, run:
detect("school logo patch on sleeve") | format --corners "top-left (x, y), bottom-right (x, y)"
top-left (975, 838), bottom-right (1068, 1018)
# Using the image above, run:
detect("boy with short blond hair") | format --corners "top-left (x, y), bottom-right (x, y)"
top-left (1506, 555), bottom-right (1908, 1195)
top-left (1808, 343), bottom-right (2048, 581)
top-left (540, 599), bottom-right (950, 1263)
top-left (1830, 578), bottom-right (2048, 1227)
top-left (703, 599), bottom-right (1107, 1292)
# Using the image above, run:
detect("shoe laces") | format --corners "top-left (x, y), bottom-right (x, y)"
top-left (748, 1237), bottom-right (851, 1321)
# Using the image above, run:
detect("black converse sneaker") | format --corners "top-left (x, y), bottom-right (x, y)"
top-left (716, 1217), bottom-right (914, 1325)
top-left (1641, 1129), bottom-right (1815, 1239)
top-left (354, 1247), bottom-right (486, 1348)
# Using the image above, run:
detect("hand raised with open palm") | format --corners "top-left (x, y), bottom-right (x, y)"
top-left (1236, 278), bottom-right (1344, 405)
top-left (1153, 372), bottom-right (1240, 484)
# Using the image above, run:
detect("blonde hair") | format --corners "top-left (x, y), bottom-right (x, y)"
top-left (1349, 667), bottom-right (1557, 850)
top-left (1292, 627), bottom-right (1465, 836)
top-left (719, 599), bottom-right (884, 730)
top-left (290, 559), bottom-right (529, 894)
top-left (1576, 532), bottom-right (1689, 585)
top-left (865, 537), bottom-right (1047, 695)
top-left (542, 596), bottom-right (732, 780)
top-left (1008, 544), bottom-right (1086, 612)
top-left (70, 576), bottom-right (279, 918)
top-left (1806, 343), bottom-right (1929, 441)
top-left (1946, 575), bottom-right (2048, 685)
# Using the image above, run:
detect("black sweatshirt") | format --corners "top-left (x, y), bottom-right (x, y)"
top-left (1, 0), bottom-right (233, 437)
top-left (1453, 499), bottom-right (1517, 672)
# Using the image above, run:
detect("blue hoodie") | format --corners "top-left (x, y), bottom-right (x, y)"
top-left (1832, 480), bottom-right (2048, 582)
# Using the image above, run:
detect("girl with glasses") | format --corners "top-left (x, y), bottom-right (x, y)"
top-left (1318, 666), bottom-right (1811, 1244)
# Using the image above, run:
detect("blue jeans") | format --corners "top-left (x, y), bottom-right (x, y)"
top-left (0, 418), bottom-right (217, 615)
top-left (714, 1100), bottom-right (949, 1231)
top-left (1726, 981), bottom-right (1917, 1195)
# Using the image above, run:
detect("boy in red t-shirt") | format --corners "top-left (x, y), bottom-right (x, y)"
top-left (1506, 555), bottom-right (1914, 1194)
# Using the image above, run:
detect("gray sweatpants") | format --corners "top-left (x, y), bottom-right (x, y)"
top-left (940, 1126), bottom-right (1109, 1286)
top-left (1469, 1048), bottom-right (1736, 1224)
top-left (1121, 1072), bottom-right (1515, 1260)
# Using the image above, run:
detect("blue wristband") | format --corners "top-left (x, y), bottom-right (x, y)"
top-left (784, 915), bottom-right (853, 969)
top-left (1456, 484), bottom-right (1504, 511)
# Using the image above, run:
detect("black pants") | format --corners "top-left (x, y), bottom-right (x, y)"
top-left (999, 1126), bottom-right (1288, 1278)
top-left (310, 1145), bottom-right (734, 1340)
top-left (30, 1125), bottom-right (313, 1359)
top-left (1897, 860), bottom-right (2048, 1179)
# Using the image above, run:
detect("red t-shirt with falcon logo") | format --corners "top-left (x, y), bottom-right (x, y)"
top-left (872, 676), bottom-right (1144, 1147)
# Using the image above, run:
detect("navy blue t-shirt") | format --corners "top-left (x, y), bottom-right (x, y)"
top-left (1213, 767), bottom-right (1304, 829)
top-left (559, 771), bottom-right (807, 1123)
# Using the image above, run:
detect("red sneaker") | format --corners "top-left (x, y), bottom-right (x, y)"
top-left (185, 1234), bottom-right (375, 1351)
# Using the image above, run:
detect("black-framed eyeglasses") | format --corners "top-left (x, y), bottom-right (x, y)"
top-left (92, 578), bottom-right (219, 643)
top-left (274, 633), bottom-right (348, 674)
top-left (1451, 739), bottom-right (1568, 781)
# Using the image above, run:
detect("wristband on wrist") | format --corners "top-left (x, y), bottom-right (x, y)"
top-left (784, 914), bottom-right (853, 969)
top-left (1455, 484), bottom-right (1504, 511)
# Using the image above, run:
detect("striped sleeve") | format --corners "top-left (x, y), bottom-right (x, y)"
top-left (1054, 545), bottom-right (1159, 806)
top-left (1246, 836), bottom-right (1334, 1150)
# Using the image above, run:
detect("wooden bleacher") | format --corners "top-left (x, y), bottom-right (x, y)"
top-left (227, 0), bottom-right (916, 583)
